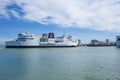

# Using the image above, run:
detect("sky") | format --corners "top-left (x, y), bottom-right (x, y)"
top-left (0, 0), bottom-right (120, 44)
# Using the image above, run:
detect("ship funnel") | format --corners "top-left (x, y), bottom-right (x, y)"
top-left (48, 33), bottom-right (54, 38)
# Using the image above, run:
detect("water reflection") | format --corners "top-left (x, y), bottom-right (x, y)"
top-left (0, 47), bottom-right (120, 80)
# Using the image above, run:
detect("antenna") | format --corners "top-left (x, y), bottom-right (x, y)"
top-left (63, 30), bottom-right (66, 37)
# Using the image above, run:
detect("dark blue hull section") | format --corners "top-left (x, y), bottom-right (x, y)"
top-left (6, 46), bottom-right (77, 48)
top-left (116, 42), bottom-right (120, 48)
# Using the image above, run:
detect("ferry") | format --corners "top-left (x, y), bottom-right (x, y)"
top-left (5, 32), bottom-right (78, 48)
top-left (116, 35), bottom-right (120, 48)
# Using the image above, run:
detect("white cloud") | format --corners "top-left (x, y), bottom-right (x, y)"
top-left (0, 0), bottom-right (12, 18)
top-left (0, 0), bottom-right (120, 32)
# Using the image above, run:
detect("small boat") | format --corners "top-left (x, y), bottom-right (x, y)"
top-left (116, 35), bottom-right (120, 48)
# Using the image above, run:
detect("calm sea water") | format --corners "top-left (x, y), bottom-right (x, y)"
top-left (0, 47), bottom-right (120, 80)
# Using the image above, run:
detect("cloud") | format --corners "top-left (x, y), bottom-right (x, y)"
top-left (0, 0), bottom-right (120, 32)
top-left (0, 0), bottom-right (12, 18)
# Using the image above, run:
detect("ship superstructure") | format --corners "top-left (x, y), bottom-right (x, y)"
top-left (116, 35), bottom-right (120, 48)
top-left (5, 32), bottom-right (78, 48)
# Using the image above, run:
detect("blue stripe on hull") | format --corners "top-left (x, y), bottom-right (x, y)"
top-left (6, 46), bottom-right (77, 48)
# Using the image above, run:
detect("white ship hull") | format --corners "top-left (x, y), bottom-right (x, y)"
top-left (6, 41), bottom-right (78, 48)
top-left (5, 32), bottom-right (78, 48)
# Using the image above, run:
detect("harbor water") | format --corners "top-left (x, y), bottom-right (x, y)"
top-left (0, 47), bottom-right (120, 80)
